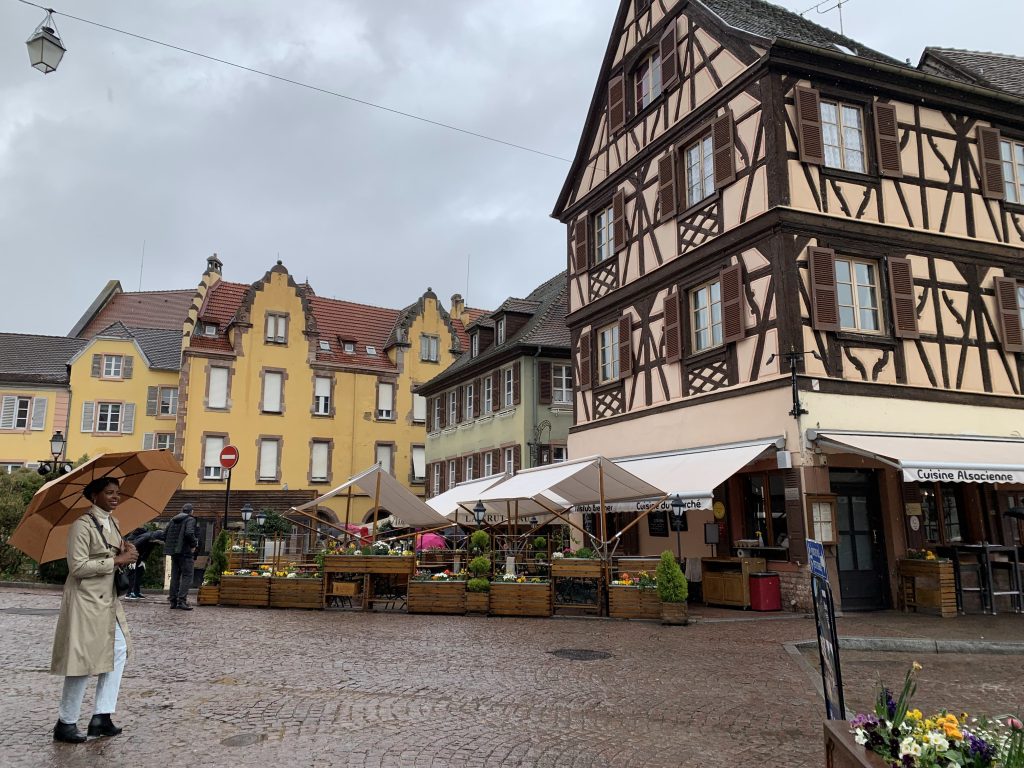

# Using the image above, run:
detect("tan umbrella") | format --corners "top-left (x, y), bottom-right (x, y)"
top-left (9, 450), bottom-right (187, 564)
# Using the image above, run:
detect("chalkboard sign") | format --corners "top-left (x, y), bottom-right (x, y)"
top-left (811, 575), bottom-right (846, 720)
top-left (647, 510), bottom-right (669, 537)
top-left (582, 513), bottom-right (597, 538)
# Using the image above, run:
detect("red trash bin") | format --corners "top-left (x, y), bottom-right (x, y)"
top-left (749, 572), bottom-right (782, 611)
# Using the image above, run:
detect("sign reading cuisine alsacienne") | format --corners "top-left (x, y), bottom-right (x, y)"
top-left (904, 468), bottom-right (1024, 483)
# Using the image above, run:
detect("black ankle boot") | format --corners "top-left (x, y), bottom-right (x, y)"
top-left (87, 713), bottom-right (123, 737)
top-left (177, 601), bottom-right (193, 611)
top-left (53, 719), bottom-right (87, 743)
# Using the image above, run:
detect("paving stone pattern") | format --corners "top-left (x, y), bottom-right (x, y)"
top-left (0, 586), bottom-right (1021, 768)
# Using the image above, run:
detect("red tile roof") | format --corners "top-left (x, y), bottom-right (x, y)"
top-left (198, 281), bottom-right (250, 327)
top-left (308, 296), bottom-right (402, 371)
top-left (78, 290), bottom-right (194, 338)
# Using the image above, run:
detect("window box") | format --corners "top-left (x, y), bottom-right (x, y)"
top-left (488, 581), bottom-right (551, 617)
top-left (407, 580), bottom-right (467, 614)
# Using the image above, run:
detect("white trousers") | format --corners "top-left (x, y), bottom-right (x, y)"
top-left (58, 622), bottom-right (127, 723)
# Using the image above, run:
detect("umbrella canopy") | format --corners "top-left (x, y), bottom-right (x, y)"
top-left (415, 532), bottom-right (447, 551)
top-left (9, 450), bottom-right (187, 564)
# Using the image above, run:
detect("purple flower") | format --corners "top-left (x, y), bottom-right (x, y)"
top-left (964, 731), bottom-right (995, 761)
top-left (883, 688), bottom-right (897, 719)
top-left (851, 713), bottom-right (879, 729)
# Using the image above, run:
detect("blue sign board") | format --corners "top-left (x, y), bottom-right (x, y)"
top-left (806, 538), bottom-right (827, 581)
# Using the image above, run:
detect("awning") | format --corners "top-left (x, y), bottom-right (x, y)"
top-left (292, 464), bottom-right (450, 527)
top-left (610, 437), bottom-right (785, 510)
top-left (808, 430), bottom-right (1024, 484)
top-left (426, 474), bottom-right (509, 526)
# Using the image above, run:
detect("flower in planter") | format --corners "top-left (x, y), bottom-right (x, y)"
top-left (552, 552), bottom-right (564, 559)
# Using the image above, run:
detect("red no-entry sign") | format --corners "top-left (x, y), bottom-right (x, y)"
top-left (219, 445), bottom-right (239, 469)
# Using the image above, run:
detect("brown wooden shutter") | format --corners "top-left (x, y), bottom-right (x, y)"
top-left (512, 362), bottom-right (521, 405)
top-left (664, 291), bottom-right (682, 362)
top-left (873, 102), bottom-right (903, 178)
top-left (438, 395), bottom-right (446, 429)
top-left (491, 371), bottom-right (501, 410)
top-left (809, 247), bottom-right (840, 331)
top-left (994, 276), bottom-right (1023, 353)
top-left (493, 449), bottom-right (501, 474)
top-left (578, 331), bottom-right (592, 391)
top-left (795, 86), bottom-right (824, 165)
top-left (473, 378), bottom-right (482, 417)
top-left (513, 444), bottom-right (521, 473)
top-left (456, 386), bottom-right (464, 423)
top-left (123, 355), bottom-right (134, 379)
top-left (659, 23), bottom-right (679, 90)
top-left (612, 189), bottom-right (626, 253)
top-left (608, 74), bottom-right (626, 133)
top-left (977, 126), bottom-right (1005, 200)
top-left (573, 217), bottom-right (589, 273)
top-left (146, 386), bottom-right (158, 417)
top-left (618, 315), bottom-right (633, 378)
top-left (720, 264), bottom-right (745, 344)
top-left (91, 354), bottom-right (102, 377)
top-left (887, 257), bottom-right (919, 339)
top-left (538, 361), bottom-right (552, 404)
top-left (657, 151), bottom-right (678, 221)
top-left (455, 456), bottom-right (463, 484)
top-left (712, 113), bottom-right (736, 188)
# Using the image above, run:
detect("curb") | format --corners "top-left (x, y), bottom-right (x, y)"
top-left (831, 636), bottom-right (1024, 655)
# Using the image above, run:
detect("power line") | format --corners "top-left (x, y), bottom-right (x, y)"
top-left (13, 0), bottom-right (572, 164)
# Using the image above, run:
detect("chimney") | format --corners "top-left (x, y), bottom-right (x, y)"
top-left (207, 253), bottom-right (223, 275)
top-left (451, 293), bottom-right (465, 318)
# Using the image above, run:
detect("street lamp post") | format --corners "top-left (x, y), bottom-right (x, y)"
top-left (671, 495), bottom-right (686, 564)
top-left (240, 502), bottom-right (253, 556)
top-left (37, 430), bottom-right (70, 478)
top-left (472, 501), bottom-right (486, 527)
top-left (26, 11), bottom-right (66, 74)
top-left (254, 510), bottom-right (266, 560)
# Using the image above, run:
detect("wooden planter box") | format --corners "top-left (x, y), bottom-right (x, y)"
top-left (407, 581), bottom-right (467, 614)
top-left (465, 591), bottom-right (489, 614)
top-left (269, 577), bottom-right (323, 609)
top-left (197, 585), bottom-right (219, 606)
top-left (608, 586), bottom-right (660, 619)
top-left (897, 558), bottom-right (956, 618)
top-left (823, 721), bottom-right (887, 767)
top-left (322, 555), bottom-right (417, 575)
top-left (218, 575), bottom-right (270, 607)
top-left (226, 553), bottom-right (257, 570)
top-left (489, 582), bottom-right (552, 617)
top-left (550, 558), bottom-right (603, 578)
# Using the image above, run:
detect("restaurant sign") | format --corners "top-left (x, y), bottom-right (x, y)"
top-left (572, 497), bottom-right (713, 514)
top-left (903, 467), bottom-right (1024, 484)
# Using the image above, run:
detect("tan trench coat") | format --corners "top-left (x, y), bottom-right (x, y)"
top-left (50, 507), bottom-right (133, 677)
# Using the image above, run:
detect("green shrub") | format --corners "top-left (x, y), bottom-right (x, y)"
top-left (469, 530), bottom-right (490, 552)
top-left (204, 530), bottom-right (230, 585)
top-left (532, 536), bottom-right (547, 551)
top-left (468, 555), bottom-right (491, 577)
top-left (573, 547), bottom-right (594, 559)
top-left (655, 551), bottom-right (688, 603)
top-left (466, 577), bottom-right (490, 593)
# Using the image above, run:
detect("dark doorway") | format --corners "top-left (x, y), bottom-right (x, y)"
top-left (830, 470), bottom-right (888, 611)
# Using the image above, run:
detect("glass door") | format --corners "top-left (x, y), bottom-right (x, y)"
top-left (831, 470), bottom-right (888, 610)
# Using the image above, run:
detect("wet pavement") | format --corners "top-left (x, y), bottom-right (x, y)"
top-left (0, 586), bottom-right (1020, 768)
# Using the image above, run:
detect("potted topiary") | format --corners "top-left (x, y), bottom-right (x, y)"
top-left (199, 530), bottom-right (229, 605)
top-left (469, 529), bottom-right (490, 556)
top-left (466, 577), bottom-right (490, 614)
top-left (655, 550), bottom-right (688, 625)
top-left (532, 535), bottom-right (547, 561)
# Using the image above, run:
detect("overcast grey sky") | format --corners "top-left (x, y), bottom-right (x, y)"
top-left (1, 1), bottom-right (1021, 336)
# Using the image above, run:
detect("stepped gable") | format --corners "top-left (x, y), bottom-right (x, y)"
top-left (0, 333), bottom-right (87, 385)
top-left (919, 48), bottom-right (1024, 98)
top-left (77, 289), bottom-right (193, 338)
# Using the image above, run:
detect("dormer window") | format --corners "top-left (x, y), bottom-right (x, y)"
top-left (202, 323), bottom-right (217, 336)
top-left (318, 340), bottom-right (331, 351)
top-left (366, 345), bottom-right (377, 356)
top-left (471, 333), bottom-right (479, 358)
top-left (634, 50), bottom-right (661, 112)
top-left (343, 341), bottom-right (355, 354)
top-left (496, 318), bottom-right (506, 345)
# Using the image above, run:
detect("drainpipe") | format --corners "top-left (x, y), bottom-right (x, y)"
top-left (529, 346), bottom-right (543, 468)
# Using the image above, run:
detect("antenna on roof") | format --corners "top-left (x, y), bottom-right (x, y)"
top-left (466, 254), bottom-right (471, 303)
top-left (138, 240), bottom-right (146, 291)
top-left (801, 0), bottom-right (853, 35)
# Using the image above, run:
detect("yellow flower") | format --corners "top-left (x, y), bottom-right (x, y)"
top-left (912, 661), bottom-right (923, 672)
top-left (908, 709), bottom-right (922, 721)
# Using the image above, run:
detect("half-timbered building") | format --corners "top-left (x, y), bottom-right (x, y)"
top-left (554, 0), bottom-right (1024, 610)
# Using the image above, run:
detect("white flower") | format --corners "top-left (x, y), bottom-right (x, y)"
top-left (853, 730), bottom-right (868, 746)
top-left (262, 572), bottom-right (271, 577)
top-left (286, 572), bottom-right (297, 579)
top-left (552, 552), bottom-right (564, 559)
top-left (931, 734), bottom-right (948, 751)
top-left (899, 737), bottom-right (921, 757)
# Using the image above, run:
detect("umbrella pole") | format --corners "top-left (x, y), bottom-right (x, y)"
top-left (371, 470), bottom-right (382, 544)
top-left (344, 486), bottom-right (353, 534)
top-left (598, 463), bottom-right (609, 617)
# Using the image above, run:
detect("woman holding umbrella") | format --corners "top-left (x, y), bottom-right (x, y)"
top-left (51, 477), bottom-right (138, 743)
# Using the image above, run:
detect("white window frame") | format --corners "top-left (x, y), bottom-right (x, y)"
top-left (311, 441), bottom-right (330, 482)
top-left (420, 334), bottom-right (439, 362)
top-left (482, 377), bottom-right (493, 414)
top-left (343, 341), bottom-right (355, 354)
top-left (835, 257), bottom-right (882, 333)
top-left (208, 366), bottom-right (229, 410)
top-left (470, 334), bottom-right (479, 357)
top-left (483, 452), bottom-right (494, 477)
top-left (102, 354), bottom-right (123, 379)
top-left (448, 391), bottom-right (458, 424)
top-left (691, 280), bottom-right (723, 352)
top-left (262, 371), bottom-right (283, 414)
top-left (504, 447), bottom-right (515, 476)
top-left (448, 460), bottom-right (456, 490)
top-left (155, 433), bottom-right (175, 451)
top-left (685, 134), bottom-right (715, 208)
top-left (376, 381), bottom-right (394, 420)
top-left (1018, 285), bottom-right (1024, 333)
top-left (634, 49), bottom-right (662, 111)
top-left (1, 463), bottom-right (23, 473)
top-left (411, 445), bottom-right (426, 482)
top-left (366, 345), bottom-right (377, 356)
top-left (258, 438), bottom-right (280, 481)
top-left (13, 396), bottom-right (30, 429)
top-left (318, 339), bottom-right (331, 351)
top-left (496, 318), bottom-right (506, 345)
top-left (96, 402), bottom-right (122, 433)
top-left (432, 397), bottom-right (442, 430)
top-left (202, 323), bottom-right (217, 336)
top-left (503, 367), bottom-right (514, 408)
top-left (597, 324), bottom-right (620, 384)
top-left (158, 386), bottom-right (178, 416)
top-left (203, 436), bottom-right (225, 480)
top-left (432, 463), bottom-right (441, 496)
top-left (552, 364), bottom-right (572, 404)
top-left (1002, 138), bottom-right (1024, 204)
top-left (313, 376), bottom-right (331, 416)
top-left (464, 383), bottom-right (474, 419)
top-left (552, 445), bottom-right (568, 463)
top-left (265, 313), bottom-right (287, 343)
top-left (412, 394), bottom-right (427, 423)
top-left (594, 205), bottom-right (615, 263)
top-left (820, 100), bottom-right (866, 173)
top-left (464, 455), bottom-right (474, 482)
top-left (375, 444), bottom-right (393, 474)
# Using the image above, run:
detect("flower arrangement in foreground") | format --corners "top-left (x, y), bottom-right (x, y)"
top-left (850, 662), bottom-right (1023, 767)
top-left (905, 549), bottom-right (946, 562)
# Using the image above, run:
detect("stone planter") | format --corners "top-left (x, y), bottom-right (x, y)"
top-left (197, 585), bottom-right (219, 606)
top-left (823, 721), bottom-right (888, 767)
top-left (660, 601), bottom-right (688, 625)
top-left (407, 581), bottom-right (467, 614)
top-left (218, 575), bottom-right (270, 607)
top-left (489, 582), bottom-right (552, 617)
top-left (608, 585), bottom-right (661, 619)
top-left (269, 577), bottom-right (323, 609)
top-left (465, 590), bottom-right (489, 614)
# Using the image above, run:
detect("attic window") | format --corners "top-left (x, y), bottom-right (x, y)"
top-left (471, 333), bottom-right (479, 358)
top-left (203, 324), bottom-right (217, 336)
top-left (496, 318), bottom-right (506, 345)
top-left (366, 345), bottom-right (377, 356)
top-left (343, 341), bottom-right (355, 354)
top-left (318, 340), bottom-right (331, 351)
top-left (833, 43), bottom-right (856, 56)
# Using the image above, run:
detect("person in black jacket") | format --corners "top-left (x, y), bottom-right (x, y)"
top-left (123, 528), bottom-right (165, 600)
top-left (163, 505), bottom-right (199, 611)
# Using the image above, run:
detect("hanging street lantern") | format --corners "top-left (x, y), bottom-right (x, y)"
top-left (26, 11), bottom-right (66, 74)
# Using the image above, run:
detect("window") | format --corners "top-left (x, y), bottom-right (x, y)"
top-left (0, 396), bottom-right (31, 429)
top-left (482, 377), bottom-right (493, 414)
top-left (496, 318), bottom-right (506, 345)
top-left (594, 205), bottom-right (615, 263)
top-left (432, 397), bottom-right (442, 431)
top-left (313, 376), bottom-right (331, 416)
top-left (471, 334), bottom-right (479, 357)
top-left (553, 364), bottom-right (572, 404)
top-left (464, 383), bottom-right (474, 419)
top-left (96, 403), bottom-right (122, 433)
top-left (158, 387), bottom-right (178, 416)
top-left (258, 439), bottom-right (280, 481)
top-left (448, 391), bottom-right (458, 424)
top-left (411, 445), bottom-right (426, 482)
top-left (102, 354), bottom-right (123, 379)
top-left (503, 367), bottom-right (514, 408)
top-left (1002, 139), bottom-right (1024, 203)
top-left (464, 455), bottom-right (474, 482)
top-left (597, 323), bottom-right (620, 383)
top-left (552, 446), bottom-right (568, 463)
top-left (809, 496), bottom-right (836, 544)
top-left (420, 334), bottom-right (439, 362)
top-left (311, 441), bottom-right (330, 482)
top-left (483, 452), bottom-right (494, 477)
top-left (265, 313), bottom-right (287, 343)
top-left (15, 397), bottom-right (29, 429)
top-left (448, 460), bottom-right (456, 490)
top-left (743, 474), bottom-right (788, 548)
top-left (203, 436), bottom-right (224, 480)
top-left (318, 339), bottom-right (331, 351)
top-left (377, 381), bottom-right (394, 420)
top-left (372, 444), bottom-right (392, 474)
top-left (920, 483), bottom-right (965, 545)
top-left (155, 433), bottom-right (174, 451)
top-left (634, 49), bottom-right (661, 112)
top-left (504, 447), bottom-right (515, 475)
top-left (412, 393), bottom-right (427, 423)
top-left (262, 371), bottom-right (283, 413)
top-left (1, 463), bottom-right (23, 473)
top-left (685, 135), bottom-right (715, 207)
top-left (691, 280), bottom-right (723, 352)
top-left (835, 257), bottom-right (881, 332)
top-left (820, 101), bottom-right (865, 173)
top-left (366, 345), bottom-right (377, 356)
top-left (208, 366), bottom-right (229, 409)
top-left (343, 341), bottom-right (355, 354)
top-left (432, 463), bottom-right (441, 496)
top-left (1019, 285), bottom-right (1024, 332)
top-left (202, 323), bottom-right (217, 336)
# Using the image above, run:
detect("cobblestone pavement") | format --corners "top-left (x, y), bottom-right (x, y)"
top-left (0, 586), bottom-right (1020, 768)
